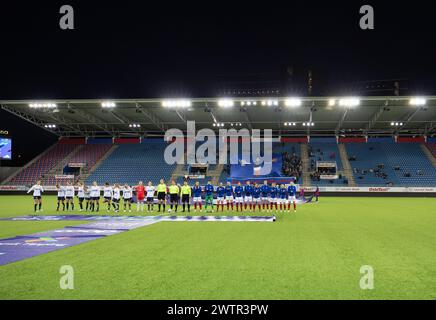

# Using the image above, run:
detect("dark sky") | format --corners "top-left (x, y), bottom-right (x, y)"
top-left (1, 0), bottom-right (435, 164)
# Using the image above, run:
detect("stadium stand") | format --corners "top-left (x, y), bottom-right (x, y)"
top-left (346, 143), bottom-right (436, 186)
top-left (346, 143), bottom-right (399, 186)
top-left (42, 144), bottom-right (114, 185)
top-left (86, 139), bottom-right (176, 185)
top-left (380, 143), bottom-right (436, 186)
top-left (308, 142), bottom-right (345, 185)
top-left (3, 138), bottom-right (436, 188)
top-left (68, 144), bottom-right (113, 173)
top-left (6, 144), bottom-right (78, 186)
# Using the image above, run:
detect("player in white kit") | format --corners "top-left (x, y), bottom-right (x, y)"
top-left (122, 184), bottom-right (133, 212)
top-left (65, 181), bottom-right (75, 211)
top-left (112, 184), bottom-right (121, 213)
top-left (56, 183), bottom-right (66, 211)
top-left (90, 181), bottom-right (101, 212)
top-left (27, 180), bottom-right (44, 213)
top-left (103, 182), bottom-right (113, 212)
top-left (84, 185), bottom-right (91, 211)
top-left (77, 182), bottom-right (85, 211)
top-left (145, 181), bottom-right (156, 212)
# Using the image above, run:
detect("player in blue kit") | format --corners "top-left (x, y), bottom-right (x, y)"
top-left (244, 181), bottom-right (254, 212)
top-left (252, 184), bottom-right (261, 212)
top-left (204, 181), bottom-right (215, 212)
top-left (260, 180), bottom-right (270, 212)
top-left (225, 182), bottom-right (234, 211)
top-left (288, 182), bottom-right (298, 212)
top-left (279, 184), bottom-right (288, 212)
top-left (234, 182), bottom-right (244, 212)
top-left (269, 182), bottom-right (278, 211)
top-left (216, 182), bottom-right (226, 211)
top-left (192, 181), bottom-right (203, 212)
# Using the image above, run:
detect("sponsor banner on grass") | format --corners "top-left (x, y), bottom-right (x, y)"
top-left (1, 215), bottom-right (277, 223)
top-left (0, 220), bottom-right (158, 265)
top-left (0, 235), bottom-right (105, 266)
top-left (156, 215), bottom-right (276, 222)
top-left (0, 215), bottom-right (274, 265)
top-left (78, 220), bottom-right (159, 230)
top-left (0, 215), bottom-right (152, 221)
top-left (32, 227), bottom-right (125, 237)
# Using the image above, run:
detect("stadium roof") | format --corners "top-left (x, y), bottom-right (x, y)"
top-left (1, 96), bottom-right (436, 138)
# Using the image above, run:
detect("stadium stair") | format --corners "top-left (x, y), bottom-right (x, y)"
top-left (171, 150), bottom-right (188, 180)
top-left (422, 144), bottom-right (436, 167)
top-left (300, 143), bottom-right (311, 187)
top-left (81, 145), bottom-right (118, 182)
top-left (208, 164), bottom-right (224, 184)
top-left (47, 145), bottom-right (84, 175)
top-left (70, 144), bottom-right (115, 175)
top-left (208, 146), bottom-right (226, 183)
top-left (338, 143), bottom-right (357, 187)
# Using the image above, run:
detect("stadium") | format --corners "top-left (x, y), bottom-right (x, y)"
top-left (2, 2), bottom-right (436, 309)
top-left (0, 96), bottom-right (435, 300)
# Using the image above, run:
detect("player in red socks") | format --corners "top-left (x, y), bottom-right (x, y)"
top-left (225, 181), bottom-right (234, 212)
top-left (192, 181), bottom-right (203, 213)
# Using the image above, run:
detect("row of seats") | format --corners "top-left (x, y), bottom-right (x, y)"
top-left (43, 144), bottom-right (113, 185)
top-left (346, 143), bottom-right (436, 186)
top-left (86, 141), bottom-right (176, 185)
top-left (308, 143), bottom-right (344, 186)
top-left (69, 144), bottom-right (113, 172)
top-left (6, 140), bottom-right (436, 187)
top-left (7, 144), bottom-right (78, 186)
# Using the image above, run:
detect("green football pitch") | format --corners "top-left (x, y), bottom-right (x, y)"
top-left (0, 195), bottom-right (435, 300)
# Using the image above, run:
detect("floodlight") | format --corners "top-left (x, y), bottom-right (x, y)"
top-left (101, 101), bottom-right (116, 108)
top-left (29, 102), bottom-right (57, 109)
top-left (339, 98), bottom-right (360, 107)
top-left (285, 98), bottom-right (302, 107)
top-left (162, 100), bottom-right (191, 108)
top-left (409, 97), bottom-right (426, 106)
top-left (218, 99), bottom-right (234, 108)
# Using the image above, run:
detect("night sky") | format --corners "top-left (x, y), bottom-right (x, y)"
top-left (1, 1), bottom-right (435, 165)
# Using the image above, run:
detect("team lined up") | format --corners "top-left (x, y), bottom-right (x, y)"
top-left (27, 179), bottom-right (304, 213)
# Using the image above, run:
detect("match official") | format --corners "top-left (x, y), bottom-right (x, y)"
top-left (180, 181), bottom-right (192, 213)
top-left (169, 180), bottom-right (180, 212)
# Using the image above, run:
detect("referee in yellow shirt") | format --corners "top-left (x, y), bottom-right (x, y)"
top-left (180, 181), bottom-right (192, 213)
top-left (157, 179), bottom-right (167, 212)
top-left (168, 180), bottom-right (180, 212)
